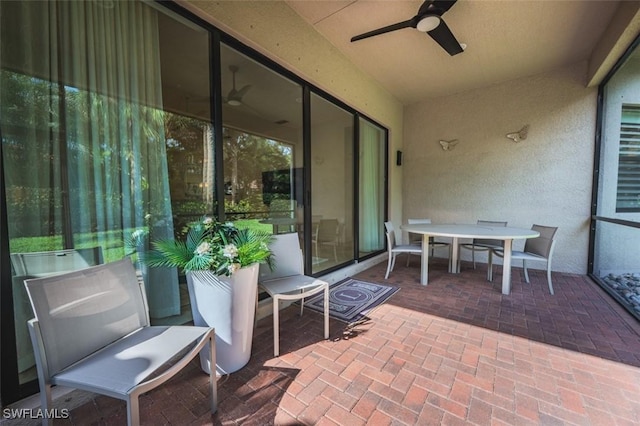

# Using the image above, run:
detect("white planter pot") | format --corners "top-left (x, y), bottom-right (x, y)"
top-left (186, 263), bottom-right (259, 375)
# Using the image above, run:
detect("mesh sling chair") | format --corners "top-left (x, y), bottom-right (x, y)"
top-left (384, 221), bottom-right (422, 279)
top-left (459, 220), bottom-right (508, 269)
top-left (11, 247), bottom-right (104, 375)
top-left (405, 218), bottom-right (451, 266)
top-left (24, 259), bottom-right (217, 426)
top-left (312, 219), bottom-right (340, 262)
top-left (258, 232), bottom-right (329, 356)
top-left (488, 224), bottom-right (558, 294)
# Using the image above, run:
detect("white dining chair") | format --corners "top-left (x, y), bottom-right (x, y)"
top-left (312, 219), bottom-right (340, 262)
top-left (488, 224), bottom-right (558, 294)
top-left (459, 220), bottom-right (508, 269)
top-left (384, 222), bottom-right (422, 279)
top-left (405, 218), bottom-right (451, 265)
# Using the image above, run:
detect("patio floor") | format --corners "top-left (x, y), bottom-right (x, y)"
top-left (7, 257), bottom-right (640, 425)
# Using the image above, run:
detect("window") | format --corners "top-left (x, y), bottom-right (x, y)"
top-left (591, 37), bottom-right (640, 322)
top-left (616, 105), bottom-right (640, 212)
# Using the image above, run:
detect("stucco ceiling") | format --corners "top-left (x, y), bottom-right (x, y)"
top-left (285, 0), bottom-right (622, 105)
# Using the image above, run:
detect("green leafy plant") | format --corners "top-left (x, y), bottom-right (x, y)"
top-left (147, 217), bottom-right (273, 276)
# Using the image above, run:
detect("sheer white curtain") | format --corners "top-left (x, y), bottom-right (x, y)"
top-left (59, 0), bottom-right (179, 318)
top-left (2, 0), bottom-right (179, 319)
top-left (359, 120), bottom-right (384, 252)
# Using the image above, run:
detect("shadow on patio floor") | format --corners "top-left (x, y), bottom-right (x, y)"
top-left (6, 257), bottom-right (640, 425)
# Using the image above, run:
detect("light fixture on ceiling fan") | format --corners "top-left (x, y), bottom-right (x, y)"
top-left (226, 65), bottom-right (251, 106)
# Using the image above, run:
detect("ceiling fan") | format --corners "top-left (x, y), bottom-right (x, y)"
top-left (225, 65), bottom-right (251, 106)
top-left (350, 0), bottom-right (464, 56)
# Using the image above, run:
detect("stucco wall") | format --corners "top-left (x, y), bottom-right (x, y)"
top-left (181, 0), bottom-right (405, 225)
top-left (403, 62), bottom-right (596, 274)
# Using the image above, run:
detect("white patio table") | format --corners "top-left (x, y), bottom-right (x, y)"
top-left (400, 223), bottom-right (540, 295)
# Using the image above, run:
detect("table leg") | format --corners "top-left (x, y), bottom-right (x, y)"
top-left (501, 239), bottom-right (513, 295)
top-left (450, 237), bottom-right (460, 273)
top-left (421, 234), bottom-right (429, 285)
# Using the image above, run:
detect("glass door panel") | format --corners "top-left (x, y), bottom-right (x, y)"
top-left (0, 0), bottom-right (207, 397)
top-left (220, 45), bottom-right (303, 241)
top-left (310, 93), bottom-right (354, 273)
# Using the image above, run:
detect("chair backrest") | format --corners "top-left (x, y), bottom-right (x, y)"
top-left (524, 225), bottom-right (558, 258)
top-left (11, 247), bottom-right (104, 277)
top-left (24, 258), bottom-right (148, 377)
top-left (316, 219), bottom-right (339, 243)
top-left (474, 220), bottom-right (508, 246)
top-left (407, 218), bottom-right (431, 244)
top-left (259, 232), bottom-right (304, 281)
top-left (384, 221), bottom-right (397, 249)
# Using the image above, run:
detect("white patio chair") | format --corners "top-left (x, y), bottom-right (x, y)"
top-left (312, 218), bottom-right (340, 262)
top-left (11, 247), bottom-right (104, 375)
top-left (459, 220), bottom-right (508, 269)
top-left (24, 259), bottom-right (216, 426)
top-left (488, 224), bottom-right (558, 294)
top-left (259, 233), bottom-right (329, 356)
top-left (406, 218), bottom-right (451, 265)
top-left (384, 221), bottom-right (422, 279)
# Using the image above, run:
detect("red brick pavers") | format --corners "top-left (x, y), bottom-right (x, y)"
top-left (11, 258), bottom-right (640, 425)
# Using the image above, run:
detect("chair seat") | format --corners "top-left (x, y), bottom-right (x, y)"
top-left (493, 249), bottom-right (547, 262)
top-left (260, 274), bottom-right (327, 297)
top-left (391, 244), bottom-right (423, 254)
top-left (54, 325), bottom-right (210, 396)
top-left (429, 241), bottom-right (450, 247)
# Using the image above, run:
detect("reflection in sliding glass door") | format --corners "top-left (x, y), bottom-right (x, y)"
top-left (220, 44), bottom-right (303, 240)
top-left (310, 93), bottom-right (355, 273)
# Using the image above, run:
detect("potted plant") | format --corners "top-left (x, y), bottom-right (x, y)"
top-left (147, 217), bottom-right (273, 375)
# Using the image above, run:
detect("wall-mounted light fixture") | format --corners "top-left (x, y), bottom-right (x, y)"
top-left (439, 139), bottom-right (458, 151)
top-left (506, 125), bottom-right (529, 142)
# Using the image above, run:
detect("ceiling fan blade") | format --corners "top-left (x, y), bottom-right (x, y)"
top-left (427, 19), bottom-right (463, 56)
top-left (237, 84), bottom-right (252, 98)
top-left (350, 19), bottom-right (414, 42)
top-left (424, 0), bottom-right (457, 15)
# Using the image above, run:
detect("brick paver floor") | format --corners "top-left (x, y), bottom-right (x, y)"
top-left (6, 257), bottom-right (640, 425)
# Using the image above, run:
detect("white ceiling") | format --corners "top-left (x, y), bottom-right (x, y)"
top-left (285, 0), bottom-right (622, 105)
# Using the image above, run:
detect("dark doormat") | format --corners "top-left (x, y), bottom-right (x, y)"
top-left (303, 278), bottom-right (399, 323)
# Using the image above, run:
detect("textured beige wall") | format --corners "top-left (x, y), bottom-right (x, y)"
top-left (403, 62), bottom-right (596, 274)
top-left (181, 0), bottom-right (405, 224)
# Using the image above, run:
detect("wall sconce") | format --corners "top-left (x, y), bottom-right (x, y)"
top-left (396, 150), bottom-right (403, 166)
top-left (506, 125), bottom-right (529, 143)
top-left (439, 139), bottom-right (458, 151)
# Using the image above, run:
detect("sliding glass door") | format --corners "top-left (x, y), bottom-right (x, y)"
top-left (0, 0), bottom-right (388, 404)
top-left (0, 0), bottom-right (206, 401)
